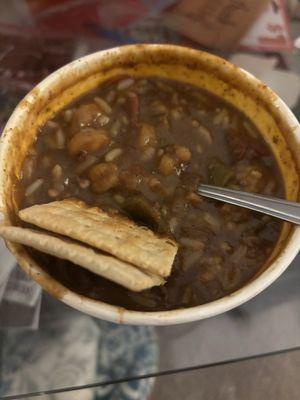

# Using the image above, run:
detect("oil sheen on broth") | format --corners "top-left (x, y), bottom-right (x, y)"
top-left (19, 76), bottom-right (283, 311)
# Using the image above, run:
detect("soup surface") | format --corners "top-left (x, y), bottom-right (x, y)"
top-left (19, 76), bottom-right (283, 311)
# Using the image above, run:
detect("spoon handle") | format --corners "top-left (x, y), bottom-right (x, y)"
top-left (197, 184), bottom-right (300, 225)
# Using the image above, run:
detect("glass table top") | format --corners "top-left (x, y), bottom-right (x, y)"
top-left (1, 254), bottom-right (300, 399)
top-left (0, 1), bottom-right (300, 399)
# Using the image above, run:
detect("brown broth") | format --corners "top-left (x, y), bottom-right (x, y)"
top-left (19, 76), bottom-right (283, 311)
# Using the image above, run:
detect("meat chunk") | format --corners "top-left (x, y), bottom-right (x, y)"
top-left (174, 145), bottom-right (191, 162)
top-left (120, 170), bottom-right (143, 191)
top-left (89, 162), bottom-right (119, 193)
top-left (68, 128), bottom-right (110, 156)
top-left (138, 123), bottom-right (157, 149)
top-left (234, 163), bottom-right (263, 192)
top-left (70, 103), bottom-right (106, 133)
top-left (158, 145), bottom-right (191, 176)
top-left (158, 154), bottom-right (176, 176)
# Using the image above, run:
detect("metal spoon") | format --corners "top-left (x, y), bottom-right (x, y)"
top-left (197, 184), bottom-right (300, 225)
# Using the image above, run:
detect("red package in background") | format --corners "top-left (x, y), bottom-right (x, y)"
top-left (0, 0), bottom-right (180, 130)
top-left (1, 0), bottom-right (293, 131)
top-left (163, 0), bottom-right (270, 50)
top-left (0, 0), bottom-right (179, 87)
top-left (239, 0), bottom-right (293, 51)
top-left (25, 0), bottom-right (177, 36)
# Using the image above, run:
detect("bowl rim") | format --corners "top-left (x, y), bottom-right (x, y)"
top-left (1, 44), bottom-right (300, 325)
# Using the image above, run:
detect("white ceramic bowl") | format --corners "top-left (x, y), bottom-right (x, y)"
top-left (1, 44), bottom-right (300, 325)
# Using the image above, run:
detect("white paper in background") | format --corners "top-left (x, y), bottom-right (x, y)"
top-left (231, 53), bottom-right (300, 109)
top-left (0, 238), bottom-right (16, 302)
top-left (240, 0), bottom-right (292, 51)
top-left (3, 266), bottom-right (41, 307)
top-left (0, 286), bottom-right (42, 330)
top-left (0, 255), bottom-right (42, 329)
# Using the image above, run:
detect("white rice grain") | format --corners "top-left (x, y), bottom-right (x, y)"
top-left (46, 120), bottom-right (59, 130)
top-left (51, 164), bottom-right (63, 180)
top-left (94, 97), bottom-right (112, 114)
top-left (110, 120), bottom-right (121, 137)
top-left (198, 125), bottom-right (212, 144)
top-left (25, 179), bottom-right (44, 197)
top-left (75, 155), bottom-right (98, 175)
top-left (180, 237), bottom-right (205, 250)
top-left (64, 109), bottom-right (73, 123)
top-left (117, 78), bottom-right (134, 91)
top-left (105, 148), bottom-right (122, 162)
top-left (55, 129), bottom-right (66, 149)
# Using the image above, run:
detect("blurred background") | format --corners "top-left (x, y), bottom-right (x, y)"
top-left (1, 0), bottom-right (299, 134)
top-left (0, 1), bottom-right (300, 399)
